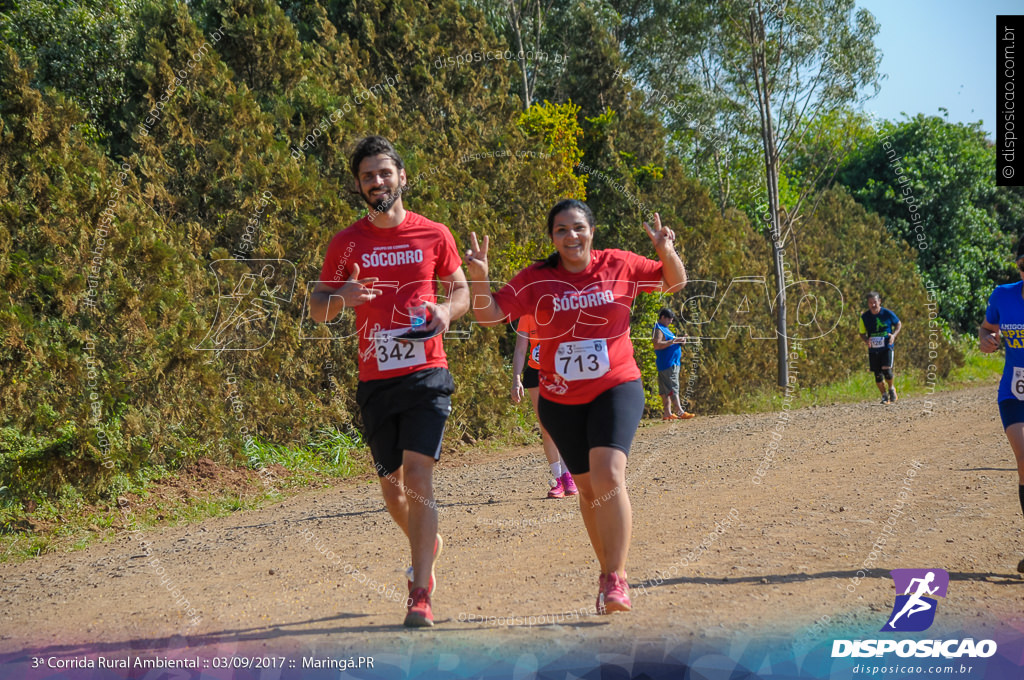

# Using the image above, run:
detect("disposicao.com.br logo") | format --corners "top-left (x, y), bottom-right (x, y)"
top-left (883, 568), bottom-right (948, 632)
top-left (831, 568), bottom-right (997, 660)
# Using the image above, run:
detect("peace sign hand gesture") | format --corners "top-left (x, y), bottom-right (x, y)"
top-left (465, 232), bottom-right (490, 280)
top-left (643, 212), bottom-right (676, 256)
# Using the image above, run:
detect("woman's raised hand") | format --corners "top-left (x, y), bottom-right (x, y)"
top-left (465, 232), bottom-right (490, 280)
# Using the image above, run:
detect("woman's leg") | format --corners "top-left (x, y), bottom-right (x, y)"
top-left (586, 446), bottom-right (631, 577)
top-left (571, 471), bottom-right (605, 574)
top-left (529, 386), bottom-right (562, 467)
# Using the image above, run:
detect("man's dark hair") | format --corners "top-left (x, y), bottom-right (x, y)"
top-left (350, 135), bottom-right (405, 180)
top-left (658, 307), bottom-right (675, 321)
top-left (538, 199), bottom-right (596, 268)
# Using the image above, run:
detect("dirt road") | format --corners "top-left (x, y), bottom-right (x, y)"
top-left (2, 385), bottom-right (1023, 676)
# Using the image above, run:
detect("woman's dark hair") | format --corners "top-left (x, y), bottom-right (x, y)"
top-left (349, 135), bottom-right (405, 180)
top-left (537, 199), bottom-right (596, 268)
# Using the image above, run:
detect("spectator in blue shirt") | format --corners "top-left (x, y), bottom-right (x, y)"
top-left (652, 308), bottom-right (695, 420)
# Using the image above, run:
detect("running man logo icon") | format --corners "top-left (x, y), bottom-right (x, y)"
top-left (195, 259), bottom-right (297, 351)
top-left (881, 568), bottom-right (949, 632)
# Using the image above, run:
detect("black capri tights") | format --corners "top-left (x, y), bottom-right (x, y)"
top-left (537, 380), bottom-right (645, 475)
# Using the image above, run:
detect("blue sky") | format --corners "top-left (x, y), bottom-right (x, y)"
top-left (856, 0), bottom-right (1019, 138)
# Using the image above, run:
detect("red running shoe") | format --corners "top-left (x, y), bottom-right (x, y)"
top-left (406, 533), bottom-right (443, 595)
top-left (404, 587), bottom-right (433, 627)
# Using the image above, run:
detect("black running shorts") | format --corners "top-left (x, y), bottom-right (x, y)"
top-left (355, 367), bottom-right (454, 477)
top-left (537, 379), bottom-right (645, 475)
top-left (522, 365), bottom-right (539, 390)
top-left (868, 347), bottom-right (894, 374)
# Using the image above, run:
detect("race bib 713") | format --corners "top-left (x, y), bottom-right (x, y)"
top-left (555, 339), bottom-right (610, 381)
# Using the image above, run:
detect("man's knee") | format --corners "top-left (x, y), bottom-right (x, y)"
top-left (874, 370), bottom-right (885, 383)
top-left (379, 475), bottom-right (405, 503)
top-left (402, 451), bottom-right (434, 490)
top-left (882, 368), bottom-right (893, 380)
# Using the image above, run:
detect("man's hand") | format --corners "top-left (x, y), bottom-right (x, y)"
top-left (422, 300), bottom-right (451, 335)
top-left (309, 263), bottom-right (380, 323)
top-left (980, 328), bottom-right (1001, 353)
top-left (339, 263), bottom-right (381, 307)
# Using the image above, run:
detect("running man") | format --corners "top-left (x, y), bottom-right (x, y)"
top-left (979, 238), bottom-right (1024, 573)
top-left (465, 199), bottom-right (686, 614)
top-left (887, 571), bottom-right (938, 628)
top-left (652, 307), bottom-right (695, 420)
top-left (309, 136), bottom-right (469, 627)
top-left (858, 292), bottom-right (902, 404)
top-left (512, 315), bottom-right (578, 498)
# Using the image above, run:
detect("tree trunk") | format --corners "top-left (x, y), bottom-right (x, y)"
top-left (749, 3), bottom-right (789, 386)
top-left (508, 3), bottom-right (532, 109)
top-left (767, 157), bottom-right (789, 388)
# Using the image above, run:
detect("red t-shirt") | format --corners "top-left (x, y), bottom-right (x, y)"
top-left (319, 211), bottom-right (462, 382)
top-left (493, 249), bottom-right (663, 404)
top-left (516, 315), bottom-right (542, 370)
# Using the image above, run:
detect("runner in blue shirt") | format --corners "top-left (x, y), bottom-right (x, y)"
top-left (858, 292), bottom-right (902, 404)
top-left (980, 239), bottom-right (1024, 573)
top-left (652, 308), bottom-right (694, 420)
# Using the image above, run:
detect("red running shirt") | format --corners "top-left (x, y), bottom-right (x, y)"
top-left (319, 211), bottom-right (462, 382)
top-left (493, 249), bottom-right (663, 404)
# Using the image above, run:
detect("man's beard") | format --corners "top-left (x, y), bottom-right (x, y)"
top-left (363, 185), bottom-right (401, 212)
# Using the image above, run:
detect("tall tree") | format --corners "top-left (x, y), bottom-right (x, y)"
top-left (464, 0), bottom-right (586, 110)
top-left (618, 0), bottom-right (880, 385)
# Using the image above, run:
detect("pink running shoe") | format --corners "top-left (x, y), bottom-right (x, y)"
top-left (561, 471), bottom-right (578, 496)
top-left (595, 573), bottom-right (608, 614)
top-left (547, 476), bottom-right (565, 498)
top-left (599, 572), bottom-right (632, 614)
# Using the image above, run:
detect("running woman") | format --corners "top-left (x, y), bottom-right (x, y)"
top-left (309, 136), bottom-right (469, 627)
top-left (512, 314), bottom-right (577, 498)
top-left (858, 292), bottom-right (902, 404)
top-left (652, 307), bottom-right (695, 420)
top-left (465, 199), bottom-right (686, 614)
top-left (979, 238), bottom-right (1024, 573)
